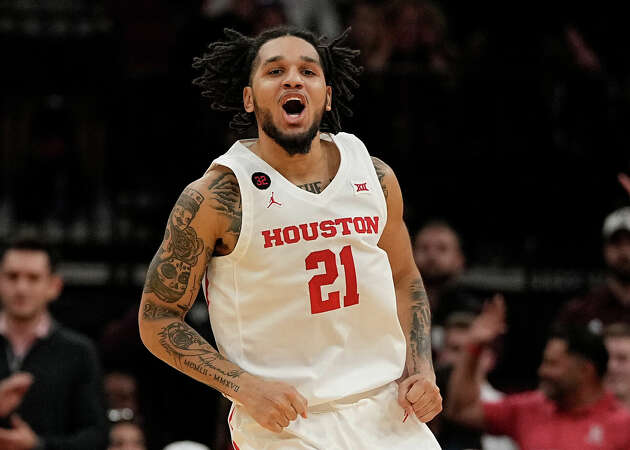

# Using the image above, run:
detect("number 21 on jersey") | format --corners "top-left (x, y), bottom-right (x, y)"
top-left (305, 245), bottom-right (359, 314)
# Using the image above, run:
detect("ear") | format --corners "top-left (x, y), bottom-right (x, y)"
top-left (243, 86), bottom-right (254, 113)
top-left (46, 274), bottom-right (63, 304)
top-left (325, 86), bottom-right (332, 111)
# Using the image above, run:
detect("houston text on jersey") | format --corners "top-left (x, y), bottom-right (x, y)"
top-left (261, 216), bottom-right (380, 248)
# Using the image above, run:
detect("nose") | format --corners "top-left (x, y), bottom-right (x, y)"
top-left (283, 67), bottom-right (304, 89)
top-left (15, 275), bottom-right (31, 293)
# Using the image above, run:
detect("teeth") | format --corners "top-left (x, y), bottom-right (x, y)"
top-left (283, 96), bottom-right (304, 105)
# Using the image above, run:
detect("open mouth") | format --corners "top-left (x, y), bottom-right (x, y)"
top-left (282, 97), bottom-right (305, 116)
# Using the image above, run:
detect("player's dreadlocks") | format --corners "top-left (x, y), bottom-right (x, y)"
top-left (192, 26), bottom-right (362, 134)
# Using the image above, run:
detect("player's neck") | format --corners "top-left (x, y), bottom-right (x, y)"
top-left (254, 131), bottom-right (328, 180)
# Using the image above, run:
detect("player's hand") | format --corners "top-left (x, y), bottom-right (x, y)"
top-left (398, 374), bottom-right (442, 423)
top-left (237, 375), bottom-right (308, 433)
top-left (0, 373), bottom-right (33, 417)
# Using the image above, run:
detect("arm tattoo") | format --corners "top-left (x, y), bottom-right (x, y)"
top-left (144, 187), bottom-right (205, 303)
top-left (409, 278), bottom-right (433, 374)
top-left (158, 321), bottom-right (244, 393)
top-left (371, 157), bottom-right (389, 199)
top-left (159, 322), bottom-right (212, 359)
top-left (143, 301), bottom-right (180, 321)
top-left (208, 172), bottom-right (241, 235)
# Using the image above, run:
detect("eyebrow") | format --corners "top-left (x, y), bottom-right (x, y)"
top-left (262, 55), bottom-right (321, 66)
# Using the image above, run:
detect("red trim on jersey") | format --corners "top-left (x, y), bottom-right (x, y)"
top-left (228, 407), bottom-right (235, 430)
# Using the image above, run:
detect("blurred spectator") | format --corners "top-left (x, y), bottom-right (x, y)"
top-left (0, 236), bottom-right (108, 449)
top-left (604, 323), bottom-right (630, 410)
top-left (414, 220), bottom-right (465, 306)
top-left (108, 421), bottom-right (146, 450)
top-left (348, 2), bottom-right (392, 73)
top-left (279, 0), bottom-right (341, 37)
top-left (105, 371), bottom-right (141, 423)
top-left (251, 1), bottom-right (288, 35)
top-left (556, 207), bottom-right (630, 331)
top-left (413, 221), bottom-right (480, 327)
top-left (205, 0), bottom-right (341, 36)
top-left (389, 0), bottom-right (458, 81)
top-left (434, 309), bottom-right (517, 450)
top-left (447, 298), bottom-right (630, 449)
top-left (383, 0), bottom-right (459, 170)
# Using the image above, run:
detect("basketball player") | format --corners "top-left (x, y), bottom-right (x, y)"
top-left (138, 27), bottom-right (441, 449)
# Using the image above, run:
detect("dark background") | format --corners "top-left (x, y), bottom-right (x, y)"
top-left (1, 1), bottom-right (629, 448)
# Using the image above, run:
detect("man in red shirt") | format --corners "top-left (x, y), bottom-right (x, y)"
top-left (447, 298), bottom-right (630, 450)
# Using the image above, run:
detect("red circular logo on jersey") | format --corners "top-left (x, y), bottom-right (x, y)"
top-left (251, 172), bottom-right (271, 190)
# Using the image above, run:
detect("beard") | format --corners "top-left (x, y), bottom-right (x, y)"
top-left (254, 100), bottom-right (325, 156)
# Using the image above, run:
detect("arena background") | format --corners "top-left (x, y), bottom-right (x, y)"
top-left (1, 1), bottom-right (629, 448)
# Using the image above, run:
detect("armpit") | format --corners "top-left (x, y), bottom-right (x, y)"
top-left (206, 170), bottom-right (242, 255)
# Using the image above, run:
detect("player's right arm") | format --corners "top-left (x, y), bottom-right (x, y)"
top-left (138, 166), bottom-right (307, 433)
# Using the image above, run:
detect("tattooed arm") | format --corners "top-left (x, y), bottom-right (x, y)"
top-left (374, 157), bottom-right (442, 423)
top-left (139, 167), bottom-right (307, 433)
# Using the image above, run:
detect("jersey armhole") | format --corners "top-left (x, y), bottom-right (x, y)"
top-left (207, 157), bottom-right (253, 265)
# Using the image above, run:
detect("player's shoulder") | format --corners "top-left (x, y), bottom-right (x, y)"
top-left (331, 131), bottom-right (370, 154)
top-left (370, 156), bottom-right (392, 175)
top-left (329, 131), bottom-right (392, 176)
top-left (191, 164), bottom-right (240, 195)
top-left (170, 165), bottom-right (240, 226)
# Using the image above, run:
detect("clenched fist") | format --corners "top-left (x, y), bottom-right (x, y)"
top-left (397, 374), bottom-right (442, 423)
top-left (237, 375), bottom-right (308, 433)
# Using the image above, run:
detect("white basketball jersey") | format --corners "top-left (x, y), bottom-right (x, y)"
top-left (203, 132), bottom-right (406, 406)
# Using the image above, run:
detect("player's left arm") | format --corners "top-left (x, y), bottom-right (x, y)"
top-left (373, 157), bottom-right (442, 423)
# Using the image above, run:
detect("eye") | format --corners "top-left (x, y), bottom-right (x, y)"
top-left (268, 68), bottom-right (283, 75)
top-left (303, 68), bottom-right (316, 76)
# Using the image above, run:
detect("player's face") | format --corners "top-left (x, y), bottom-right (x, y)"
top-left (537, 338), bottom-right (583, 402)
top-left (244, 36), bottom-right (332, 154)
top-left (0, 250), bottom-right (60, 321)
top-left (605, 336), bottom-right (630, 398)
top-left (604, 231), bottom-right (630, 283)
top-left (413, 226), bottom-right (464, 284)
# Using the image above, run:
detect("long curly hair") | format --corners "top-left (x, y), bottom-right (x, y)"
top-left (192, 26), bottom-right (362, 133)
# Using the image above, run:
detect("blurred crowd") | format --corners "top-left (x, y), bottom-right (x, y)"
top-left (2, 0), bottom-right (630, 449)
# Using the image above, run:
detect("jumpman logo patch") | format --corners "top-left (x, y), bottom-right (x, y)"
top-left (267, 192), bottom-right (282, 208)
